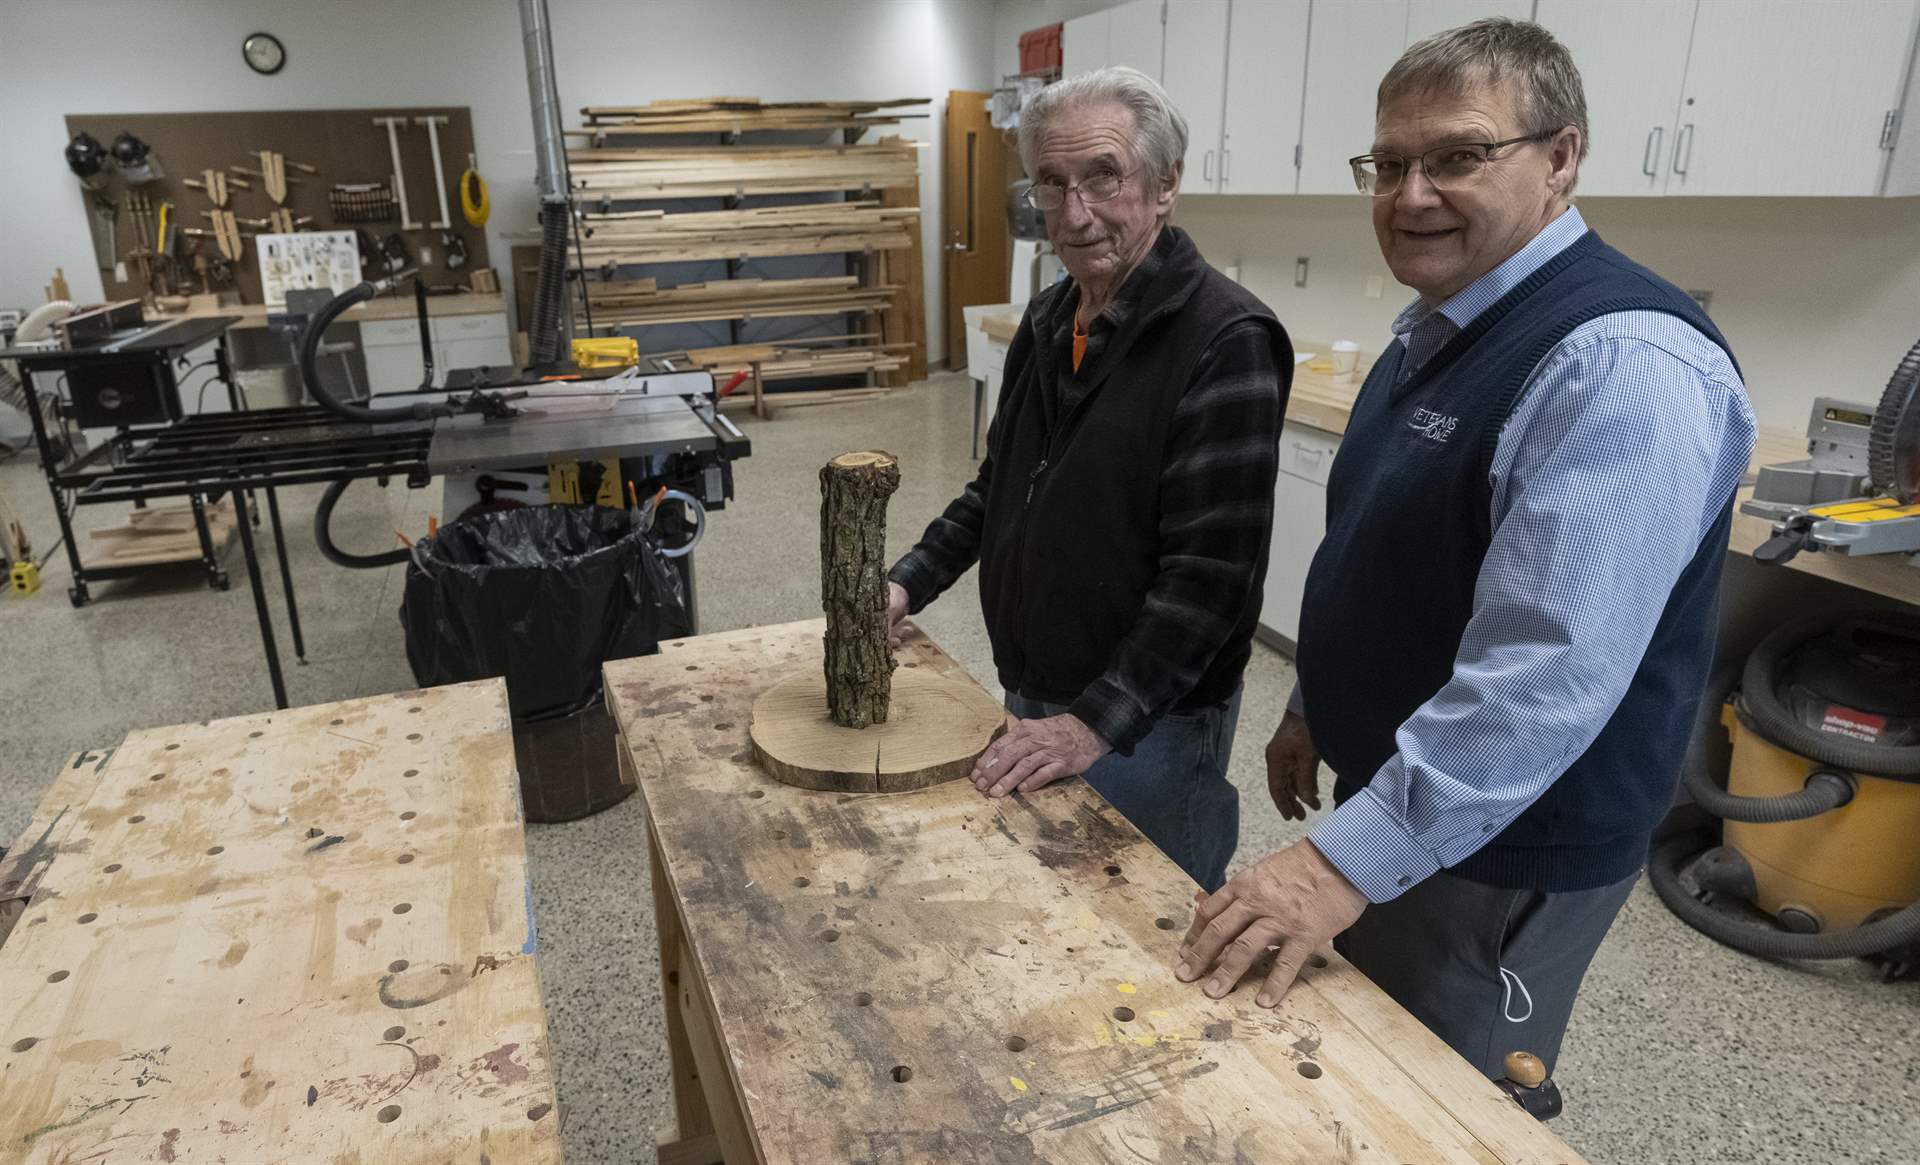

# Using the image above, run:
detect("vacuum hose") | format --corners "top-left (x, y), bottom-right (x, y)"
top-left (1681, 666), bottom-right (1857, 821)
top-left (298, 277), bottom-right (450, 424)
top-left (315, 478), bottom-right (409, 569)
top-left (1651, 835), bottom-right (1920, 960)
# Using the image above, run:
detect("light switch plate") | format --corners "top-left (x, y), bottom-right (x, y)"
top-left (1295, 257), bottom-right (1309, 288)
top-left (1364, 275), bottom-right (1384, 300)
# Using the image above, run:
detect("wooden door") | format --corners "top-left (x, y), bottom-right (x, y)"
top-left (1535, 0), bottom-right (1695, 197)
top-left (1296, 0), bottom-right (1410, 194)
top-left (1164, 0), bottom-right (1231, 192)
top-left (1221, 0), bottom-right (1311, 194)
top-left (944, 91), bottom-right (1011, 371)
top-left (1671, 0), bottom-right (1919, 196)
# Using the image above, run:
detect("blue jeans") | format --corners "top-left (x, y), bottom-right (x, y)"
top-left (1005, 689), bottom-right (1243, 891)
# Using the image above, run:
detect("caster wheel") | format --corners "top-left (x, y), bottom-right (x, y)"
top-left (68, 586), bottom-right (88, 608)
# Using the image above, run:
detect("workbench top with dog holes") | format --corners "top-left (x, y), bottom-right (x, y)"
top-left (607, 618), bottom-right (1589, 1165)
top-left (0, 679), bottom-right (561, 1164)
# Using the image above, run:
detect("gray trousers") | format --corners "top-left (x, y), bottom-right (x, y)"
top-left (1335, 867), bottom-right (1638, 1079)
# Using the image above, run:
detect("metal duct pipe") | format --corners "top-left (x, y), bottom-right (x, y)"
top-left (520, 0), bottom-right (572, 366)
top-left (519, 0), bottom-right (569, 204)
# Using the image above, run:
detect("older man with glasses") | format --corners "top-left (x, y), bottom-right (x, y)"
top-left (886, 66), bottom-right (1293, 891)
top-left (1176, 19), bottom-right (1755, 1097)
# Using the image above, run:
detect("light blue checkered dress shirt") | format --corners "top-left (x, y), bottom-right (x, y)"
top-left (1296, 207), bottom-right (1758, 903)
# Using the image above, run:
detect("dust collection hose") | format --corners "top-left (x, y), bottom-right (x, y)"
top-left (1651, 835), bottom-right (1920, 960)
top-left (315, 478), bottom-right (409, 569)
top-left (297, 274), bottom-right (451, 424)
top-left (1739, 613), bottom-right (1920, 778)
top-left (1681, 666), bottom-right (1857, 823)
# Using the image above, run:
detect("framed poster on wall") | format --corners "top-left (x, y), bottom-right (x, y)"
top-left (257, 230), bottom-right (360, 307)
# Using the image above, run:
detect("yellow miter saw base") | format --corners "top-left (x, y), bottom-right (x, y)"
top-left (1745, 339), bottom-right (1920, 561)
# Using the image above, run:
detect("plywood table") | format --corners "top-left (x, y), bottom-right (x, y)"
top-left (0, 679), bottom-right (561, 1164)
top-left (608, 619), bottom-right (1588, 1164)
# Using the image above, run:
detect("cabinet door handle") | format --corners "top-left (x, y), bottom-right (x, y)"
top-left (1291, 441), bottom-right (1323, 457)
top-left (1642, 126), bottom-right (1664, 177)
top-left (1202, 149), bottom-right (1215, 182)
top-left (1221, 149), bottom-right (1232, 183)
top-left (1673, 123), bottom-right (1695, 176)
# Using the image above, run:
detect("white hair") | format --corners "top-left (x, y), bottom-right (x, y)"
top-left (1020, 66), bottom-right (1188, 189)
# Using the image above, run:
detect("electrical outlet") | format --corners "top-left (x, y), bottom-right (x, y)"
top-left (1686, 288), bottom-right (1714, 314)
top-left (1222, 263), bottom-right (1242, 284)
top-left (420, 246), bottom-right (435, 266)
top-left (1364, 275), bottom-right (1384, 300)
top-left (1295, 257), bottom-right (1310, 288)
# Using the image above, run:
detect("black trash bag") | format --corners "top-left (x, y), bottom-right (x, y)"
top-left (400, 504), bottom-right (691, 721)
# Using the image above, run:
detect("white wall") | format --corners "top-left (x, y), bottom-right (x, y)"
top-left (0, 0), bottom-right (995, 362)
top-left (1174, 193), bottom-right (1920, 434)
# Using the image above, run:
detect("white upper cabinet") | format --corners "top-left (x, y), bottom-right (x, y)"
top-left (1061, 0), bottom-right (1920, 199)
top-left (1063, 9), bottom-right (1109, 78)
top-left (1065, 1), bottom-right (1164, 81)
top-left (1164, 0), bottom-right (1232, 191)
top-left (1669, 0), bottom-right (1920, 197)
top-left (1221, 0), bottom-right (1311, 194)
top-left (1297, 1), bottom-right (1410, 195)
top-left (1109, 0), bottom-right (1168, 79)
top-left (1535, 0), bottom-right (1696, 196)
top-left (1405, 0), bottom-right (1531, 45)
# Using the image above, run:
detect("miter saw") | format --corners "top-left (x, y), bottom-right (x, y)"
top-left (1744, 339), bottom-right (1920, 563)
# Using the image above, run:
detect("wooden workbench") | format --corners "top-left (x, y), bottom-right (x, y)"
top-left (0, 679), bottom-right (561, 1164)
top-left (607, 619), bottom-right (1587, 1164)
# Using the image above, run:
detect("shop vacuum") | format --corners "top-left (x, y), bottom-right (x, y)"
top-left (1654, 612), bottom-right (1920, 977)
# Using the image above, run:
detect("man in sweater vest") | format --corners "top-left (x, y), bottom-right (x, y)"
top-left (1176, 19), bottom-right (1756, 1087)
top-left (887, 67), bottom-right (1292, 891)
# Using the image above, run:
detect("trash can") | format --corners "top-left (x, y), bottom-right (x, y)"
top-left (400, 504), bottom-right (692, 822)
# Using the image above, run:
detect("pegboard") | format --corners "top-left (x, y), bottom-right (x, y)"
top-left (63, 106), bottom-right (489, 306)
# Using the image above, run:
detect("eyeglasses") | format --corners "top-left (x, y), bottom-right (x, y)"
top-left (1024, 167), bottom-right (1140, 210)
top-left (1348, 128), bottom-right (1564, 197)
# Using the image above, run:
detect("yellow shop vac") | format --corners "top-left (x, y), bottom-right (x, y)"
top-left (1653, 612), bottom-right (1920, 977)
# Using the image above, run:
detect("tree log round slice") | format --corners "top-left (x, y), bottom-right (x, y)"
top-left (751, 667), bottom-right (1007, 793)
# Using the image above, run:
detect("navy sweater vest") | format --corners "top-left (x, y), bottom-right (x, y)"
top-left (1297, 231), bottom-right (1737, 892)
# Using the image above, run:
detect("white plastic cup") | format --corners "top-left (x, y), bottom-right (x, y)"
top-left (1331, 339), bottom-right (1360, 383)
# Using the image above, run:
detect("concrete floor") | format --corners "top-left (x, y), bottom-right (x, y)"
top-left (1, 372), bottom-right (1915, 1163)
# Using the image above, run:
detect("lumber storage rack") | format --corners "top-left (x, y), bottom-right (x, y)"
top-left (564, 98), bottom-right (929, 416)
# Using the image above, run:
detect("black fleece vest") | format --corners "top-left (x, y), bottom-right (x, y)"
top-left (980, 226), bottom-right (1289, 720)
top-left (1298, 231), bottom-right (1737, 892)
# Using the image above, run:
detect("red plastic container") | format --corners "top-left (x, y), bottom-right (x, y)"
top-left (1020, 23), bottom-right (1063, 75)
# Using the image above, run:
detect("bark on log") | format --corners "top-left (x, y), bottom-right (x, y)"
top-left (820, 451), bottom-right (901, 728)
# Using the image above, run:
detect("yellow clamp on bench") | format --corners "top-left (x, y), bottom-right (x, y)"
top-left (571, 336), bottom-right (639, 370)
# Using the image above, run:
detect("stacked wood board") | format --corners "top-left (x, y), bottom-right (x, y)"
top-left (85, 497), bottom-right (234, 567)
top-left (572, 96), bottom-right (929, 135)
top-left (576, 202), bottom-right (919, 266)
top-left (0, 680), bottom-right (561, 1163)
top-left (584, 275), bottom-right (897, 329)
top-left (669, 339), bottom-right (911, 383)
top-left (569, 142), bottom-right (922, 200)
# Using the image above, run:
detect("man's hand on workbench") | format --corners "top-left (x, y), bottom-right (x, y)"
top-left (970, 714), bottom-right (1110, 798)
top-left (1266, 711), bottom-right (1322, 821)
top-left (1176, 839), bottom-right (1367, 1008)
top-left (886, 582), bottom-right (910, 648)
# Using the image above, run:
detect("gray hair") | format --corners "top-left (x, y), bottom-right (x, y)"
top-left (1019, 66), bottom-right (1189, 191)
top-left (1379, 18), bottom-right (1589, 189)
